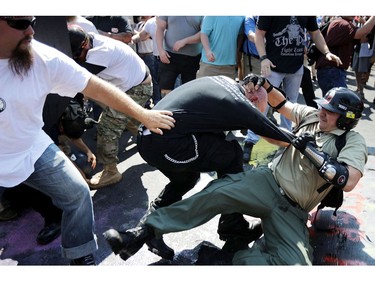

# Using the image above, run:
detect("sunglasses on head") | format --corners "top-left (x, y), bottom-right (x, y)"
top-left (1, 17), bottom-right (36, 31)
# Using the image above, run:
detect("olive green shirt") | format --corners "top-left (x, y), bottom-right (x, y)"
top-left (271, 104), bottom-right (368, 212)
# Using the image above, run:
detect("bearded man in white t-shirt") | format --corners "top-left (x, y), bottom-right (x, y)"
top-left (0, 16), bottom-right (175, 265)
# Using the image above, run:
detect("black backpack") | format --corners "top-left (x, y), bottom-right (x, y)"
top-left (293, 112), bottom-right (347, 216)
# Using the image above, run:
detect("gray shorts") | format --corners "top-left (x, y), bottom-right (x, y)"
top-left (352, 51), bottom-right (372, 73)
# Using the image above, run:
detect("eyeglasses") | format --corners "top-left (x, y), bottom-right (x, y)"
top-left (0, 17), bottom-right (36, 31)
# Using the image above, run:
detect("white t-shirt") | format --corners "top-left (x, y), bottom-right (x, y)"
top-left (143, 17), bottom-right (159, 56)
top-left (87, 33), bottom-right (147, 92)
top-left (134, 21), bottom-right (153, 54)
top-left (69, 16), bottom-right (99, 34)
top-left (0, 40), bottom-right (91, 187)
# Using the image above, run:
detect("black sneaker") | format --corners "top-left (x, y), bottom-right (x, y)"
top-left (103, 225), bottom-right (155, 261)
top-left (70, 254), bottom-right (96, 265)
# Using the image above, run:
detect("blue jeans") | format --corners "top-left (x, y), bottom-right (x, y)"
top-left (244, 129), bottom-right (260, 144)
top-left (141, 54), bottom-right (161, 104)
top-left (23, 144), bottom-right (97, 259)
top-left (245, 103), bottom-right (267, 145)
top-left (268, 66), bottom-right (304, 131)
top-left (316, 67), bottom-right (347, 95)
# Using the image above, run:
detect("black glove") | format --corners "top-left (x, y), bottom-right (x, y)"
top-left (318, 158), bottom-right (349, 189)
top-left (292, 132), bottom-right (316, 152)
top-left (241, 74), bottom-right (267, 87)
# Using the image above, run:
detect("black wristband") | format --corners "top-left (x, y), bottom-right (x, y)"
top-left (260, 55), bottom-right (268, 62)
top-left (270, 98), bottom-right (287, 111)
top-left (266, 84), bottom-right (273, 93)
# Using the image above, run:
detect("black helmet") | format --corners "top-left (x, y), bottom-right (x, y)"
top-left (67, 24), bottom-right (89, 59)
top-left (314, 87), bottom-right (363, 131)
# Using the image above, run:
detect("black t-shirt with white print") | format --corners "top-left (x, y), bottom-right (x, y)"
top-left (257, 16), bottom-right (319, 73)
top-left (152, 76), bottom-right (290, 143)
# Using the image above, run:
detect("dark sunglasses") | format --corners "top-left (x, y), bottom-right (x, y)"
top-left (2, 17), bottom-right (36, 31)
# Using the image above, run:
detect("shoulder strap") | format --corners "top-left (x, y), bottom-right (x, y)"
top-left (316, 131), bottom-right (348, 216)
top-left (317, 131), bottom-right (348, 194)
top-left (319, 21), bottom-right (331, 38)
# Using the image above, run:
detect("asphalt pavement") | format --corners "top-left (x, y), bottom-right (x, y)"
top-left (1, 66), bottom-right (375, 273)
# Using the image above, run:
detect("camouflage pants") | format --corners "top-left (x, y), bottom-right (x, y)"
top-left (96, 83), bottom-right (152, 165)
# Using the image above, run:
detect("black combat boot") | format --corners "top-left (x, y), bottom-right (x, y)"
top-left (221, 220), bottom-right (263, 253)
top-left (138, 202), bottom-right (175, 260)
top-left (146, 238), bottom-right (174, 260)
top-left (103, 225), bottom-right (155, 261)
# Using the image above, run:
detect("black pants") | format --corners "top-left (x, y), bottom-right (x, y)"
top-left (137, 131), bottom-right (250, 238)
top-left (301, 66), bottom-right (317, 108)
top-left (158, 52), bottom-right (201, 91)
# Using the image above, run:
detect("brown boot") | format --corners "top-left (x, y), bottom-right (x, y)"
top-left (88, 164), bottom-right (122, 189)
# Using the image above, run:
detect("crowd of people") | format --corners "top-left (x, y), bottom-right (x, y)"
top-left (0, 15), bottom-right (374, 266)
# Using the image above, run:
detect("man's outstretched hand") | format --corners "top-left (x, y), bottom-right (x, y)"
top-left (141, 109), bottom-right (175, 135)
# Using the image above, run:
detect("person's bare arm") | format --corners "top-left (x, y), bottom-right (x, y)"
top-left (132, 28), bottom-right (151, 43)
top-left (173, 32), bottom-right (201, 52)
top-left (70, 138), bottom-right (97, 169)
top-left (82, 75), bottom-right (175, 135)
top-left (243, 77), bottom-right (290, 147)
top-left (310, 29), bottom-right (342, 66)
top-left (354, 16), bottom-right (375, 39)
top-left (343, 166), bottom-right (362, 192)
top-left (156, 17), bottom-right (170, 64)
top-left (255, 28), bottom-right (275, 76)
top-left (200, 32), bottom-right (214, 62)
top-left (254, 28), bottom-right (267, 57)
top-left (99, 30), bottom-right (132, 44)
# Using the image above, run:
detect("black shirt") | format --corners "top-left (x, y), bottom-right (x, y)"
top-left (86, 16), bottom-right (132, 34)
top-left (153, 76), bottom-right (291, 142)
top-left (257, 16), bottom-right (318, 73)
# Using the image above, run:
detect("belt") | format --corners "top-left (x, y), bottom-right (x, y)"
top-left (139, 52), bottom-right (153, 57)
top-left (279, 187), bottom-right (302, 210)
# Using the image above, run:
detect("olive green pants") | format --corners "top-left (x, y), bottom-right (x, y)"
top-left (146, 167), bottom-right (313, 265)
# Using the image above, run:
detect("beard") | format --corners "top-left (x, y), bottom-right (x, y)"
top-left (8, 36), bottom-right (33, 77)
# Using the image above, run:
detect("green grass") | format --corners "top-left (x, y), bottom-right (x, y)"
top-left (248, 138), bottom-right (279, 167)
